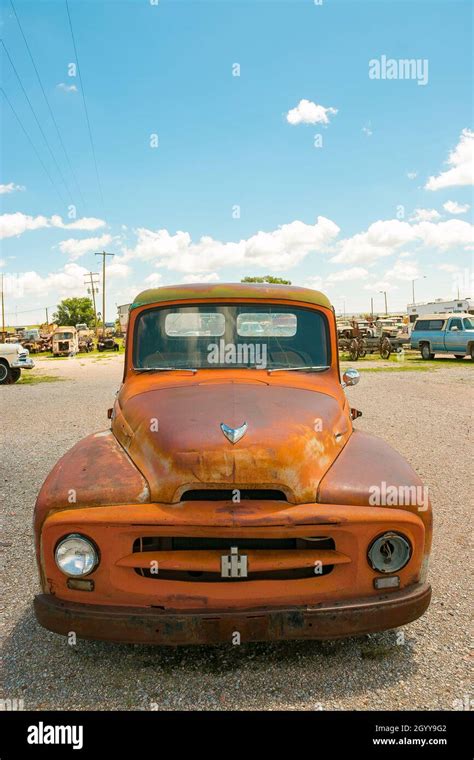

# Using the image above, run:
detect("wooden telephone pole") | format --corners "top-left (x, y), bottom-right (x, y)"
top-left (94, 251), bottom-right (114, 335)
top-left (84, 272), bottom-right (100, 335)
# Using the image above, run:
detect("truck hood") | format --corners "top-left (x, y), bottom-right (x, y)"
top-left (113, 379), bottom-right (351, 503)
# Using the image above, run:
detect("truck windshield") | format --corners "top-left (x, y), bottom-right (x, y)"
top-left (134, 304), bottom-right (330, 371)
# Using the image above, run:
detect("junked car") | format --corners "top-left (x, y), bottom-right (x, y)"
top-left (0, 342), bottom-right (35, 384)
top-left (34, 283), bottom-right (432, 645)
top-left (52, 327), bottom-right (79, 357)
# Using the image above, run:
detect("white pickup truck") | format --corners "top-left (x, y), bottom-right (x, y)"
top-left (0, 343), bottom-right (35, 384)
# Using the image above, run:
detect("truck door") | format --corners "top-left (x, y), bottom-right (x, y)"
top-left (444, 317), bottom-right (466, 353)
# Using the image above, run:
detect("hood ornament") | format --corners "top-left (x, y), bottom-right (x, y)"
top-left (220, 421), bottom-right (248, 444)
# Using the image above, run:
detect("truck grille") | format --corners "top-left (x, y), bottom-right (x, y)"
top-left (133, 536), bottom-right (335, 551)
top-left (129, 535), bottom-right (341, 582)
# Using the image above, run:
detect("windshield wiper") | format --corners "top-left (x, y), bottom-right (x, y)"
top-left (133, 367), bottom-right (198, 374)
top-left (267, 365), bottom-right (330, 374)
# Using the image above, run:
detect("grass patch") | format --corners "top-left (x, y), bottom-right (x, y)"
top-left (357, 364), bottom-right (432, 373)
top-left (341, 353), bottom-right (472, 372)
top-left (16, 373), bottom-right (66, 385)
top-left (34, 348), bottom-right (124, 361)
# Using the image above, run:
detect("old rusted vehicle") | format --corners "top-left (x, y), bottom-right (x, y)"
top-left (336, 320), bottom-right (361, 360)
top-left (97, 336), bottom-right (120, 352)
top-left (76, 325), bottom-right (94, 353)
top-left (34, 283), bottom-right (432, 645)
top-left (52, 326), bottom-right (79, 357)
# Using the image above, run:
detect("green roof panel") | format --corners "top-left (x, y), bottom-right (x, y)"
top-left (130, 282), bottom-right (332, 311)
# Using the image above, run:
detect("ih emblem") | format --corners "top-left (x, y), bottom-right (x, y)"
top-left (221, 546), bottom-right (248, 578)
top-left (220, 421), bottom-right (248, 444)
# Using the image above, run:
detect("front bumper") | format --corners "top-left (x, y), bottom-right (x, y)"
top-left (11, 358), bottom-right (34, 369)
top-left (34, 583), bottom-right (431, 645)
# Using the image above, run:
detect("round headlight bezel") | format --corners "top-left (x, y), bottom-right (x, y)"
top-left (54, 533), bottom-right (99, 577)
top-left (367, 531), bottom-right (412, 574)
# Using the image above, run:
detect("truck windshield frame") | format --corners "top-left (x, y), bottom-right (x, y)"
top-left (133, 302), bottom-right (331, 371)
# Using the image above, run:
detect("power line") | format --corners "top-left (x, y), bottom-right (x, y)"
top-left (1, 87), bottom-right (65, 203)
top-left (4, 305), bottom-right (55, 316)
top-left (1, 39), bottom-right (75, 206)
top-left (9, 0), bottom-right (87, 214)
top-left (65, 0), bottom-right (105, 215)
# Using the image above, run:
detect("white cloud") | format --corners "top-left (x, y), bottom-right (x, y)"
top-left (362, 123), bottom-right (373, 137)
top-left (0, 212), bottom-right (106, 239)
top-left (0, 258), bottom-right (6, 268)
top-left (144, 273), bottom-right (163, 287)
top-left (326, 267), bottom-right (368, 282)
top-left (331, 217), bottom-right (473, 264)
top-left (385, 258), bottom-right (419, 281)
top-left (57, 83), bottom-right (78, 93)
top-left (409, 208), bottom-right (441, 223)
top-left (407, 171), bottom-right (418, 180)
top-left (60, 216), bottom-right (106, 231)
top-left (3, 262), bottom-right (88, 300)
top-left (363, 279), bottom-right (399, 293)
top-left (107, 258), bottom-right (131, 279)
top-left (181, 273), bottom-right (220, 283)
top-left (58, 234), bottom-right (112, 261)
top-left (425, 128), bottom-right (474, 190)
top-left (304, 276), bottom-right (324, 291)
top-left (443, 200), bottom-right (470, 215)
top-left (286, 99), bottom-right (338, 126)
top-left (438, 263), bottom-right (459, 273)
top-left (122, 216), bottom-right (340, 273)
top-left (414, 218), bottom-right (473, 249)
top-left (0, 182), bottom-right (25, 195)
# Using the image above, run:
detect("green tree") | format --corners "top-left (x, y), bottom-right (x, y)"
top-left (53, 297), bottom-right (96, 328)
top-left (241, 275), bottom-right (292, 284)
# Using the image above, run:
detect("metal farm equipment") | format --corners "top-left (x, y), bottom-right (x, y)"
top-left (337, 320), bottom-right (395, 360)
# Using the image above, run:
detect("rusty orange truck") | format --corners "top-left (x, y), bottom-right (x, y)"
top-left (34, 283), bottom-right (432, 644)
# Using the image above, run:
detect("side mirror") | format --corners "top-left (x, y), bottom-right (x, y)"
top-left (342, 368), bottom-right (360, 388)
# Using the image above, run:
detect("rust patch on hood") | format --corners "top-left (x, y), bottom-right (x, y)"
top-left (112, 380), bottom-right (351, 503)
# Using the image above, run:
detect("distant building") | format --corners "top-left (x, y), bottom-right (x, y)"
top-left (407, 298), bottom-right (472, 322)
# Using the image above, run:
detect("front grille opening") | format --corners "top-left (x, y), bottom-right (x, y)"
top-left (181, 489), bottom-right (288, 501)
top-left (132, 535), bottom-right (336, 582)
top-left (133, 536), bottom-right (335, 552)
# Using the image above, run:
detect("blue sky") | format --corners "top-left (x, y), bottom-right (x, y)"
top-left (1, 0), bottom-right (472, 323)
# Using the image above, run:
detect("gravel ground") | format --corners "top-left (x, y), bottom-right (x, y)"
top-left (1, 354), bottom-right (472, 711)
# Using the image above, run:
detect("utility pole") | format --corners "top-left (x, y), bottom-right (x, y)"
top-left (370, 297), bottom-right (374, 319)
top-left (45, 307), bottom-right (49, 326)
top-left (84, 272), bottom-right (100, 335)
top-left (94, 251), bottom-right (114, 335)
top-left (379, 290), bottom-right (388, 315)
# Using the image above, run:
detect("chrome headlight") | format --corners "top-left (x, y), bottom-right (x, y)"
top-left (55, 534), bottom-right (99, 576)
top-left (368, 532), bottom-right (411, 573)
